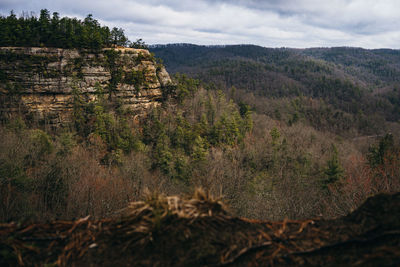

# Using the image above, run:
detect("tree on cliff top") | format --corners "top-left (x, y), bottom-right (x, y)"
top-left (0, 9), bottom-right (132, 49)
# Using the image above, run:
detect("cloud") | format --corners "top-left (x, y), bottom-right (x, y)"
top-left (0, 0), bottom-right (399, 48)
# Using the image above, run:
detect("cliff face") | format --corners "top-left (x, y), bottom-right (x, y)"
top-left (0, 47), bottom-right (172, 124)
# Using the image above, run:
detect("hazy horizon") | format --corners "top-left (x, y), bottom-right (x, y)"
top-left (1, 0), bottom-right (400, 49)
top-left (149, 43), bottom-right (400, 50)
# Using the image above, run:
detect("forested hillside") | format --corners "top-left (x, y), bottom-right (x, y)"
top-left (150, 44), bottom-right (400, 135)
top-left (0, 12), bottom-right (399, 225)
top-left (0, 11), bottom-right (256, 222)
top-left (301, 47), bottom-right (400, 85)
top-left (147, 44), bottom-right (400, 220)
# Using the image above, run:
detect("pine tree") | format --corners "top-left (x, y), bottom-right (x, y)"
top-left (323, 144), bottom-right (343, 188)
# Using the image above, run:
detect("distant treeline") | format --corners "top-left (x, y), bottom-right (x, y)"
top-left (0, 9), bottom-right (147, 49)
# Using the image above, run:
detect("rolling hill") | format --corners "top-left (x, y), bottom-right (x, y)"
top-left (150, 44), bottom-right (400, 135)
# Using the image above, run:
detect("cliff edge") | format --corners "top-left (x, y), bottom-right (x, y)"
top-left (0, 47), bottom-right (173, 124)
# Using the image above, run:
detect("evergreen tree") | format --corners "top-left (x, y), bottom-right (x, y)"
top-left (323, 144), bottom-right (343, 188)
top-left (39, 9), bottom-right (51, 46)
top-left (367, 133), bottom-right (394, 168)
top-left (0, 9), bottom-right (132, 49)
top-left (111, 27), bottom-right (128, 46)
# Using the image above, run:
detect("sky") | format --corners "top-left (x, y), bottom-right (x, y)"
top-left (1, 0), bottom-right (400, 49)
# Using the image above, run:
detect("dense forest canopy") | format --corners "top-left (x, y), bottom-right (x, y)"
top-left (0, 9), bottom-right (147, 49)
top-left (150, 44), bottom-right (400, 135)
top-left (1, 70), bottom-right (399, 222)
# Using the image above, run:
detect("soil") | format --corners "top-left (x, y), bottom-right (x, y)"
top-left (1, 191), bottom-right (399, 266)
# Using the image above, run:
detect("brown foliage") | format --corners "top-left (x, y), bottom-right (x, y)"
top-left (1, 191), bottom-right (399, 266)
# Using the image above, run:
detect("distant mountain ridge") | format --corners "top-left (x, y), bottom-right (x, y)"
top-left (150, 43), bottom-right (400, 132)
top-left (150, 43), bottom-right (400, 86)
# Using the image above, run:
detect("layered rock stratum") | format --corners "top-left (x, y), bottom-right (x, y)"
top-left (0, 47), bottom-right (172, 124)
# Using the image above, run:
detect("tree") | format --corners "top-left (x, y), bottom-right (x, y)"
top-left (130, 38), bottom-right (148, 49)
top-left (367, 133), bottom-right (395, 168)
top-left (191, 135), bottom-right (208, 163)
top-left (111, 27), bottom-right (128, 47)
top-left (39, 9), bottom-right (51, 45)
top-left (323, 144), bottom-right (343, 188)
top-left (49, 12), bottom-right (60, 47)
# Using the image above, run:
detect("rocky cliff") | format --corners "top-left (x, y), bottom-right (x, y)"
top-left (0, 47), bottom-right (172, 124)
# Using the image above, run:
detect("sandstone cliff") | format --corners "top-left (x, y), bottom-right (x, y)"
top-left (0, 47), bottom-right (172, 124)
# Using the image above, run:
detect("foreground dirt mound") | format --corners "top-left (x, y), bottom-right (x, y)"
top-left (1, 190), bottom-right (399, 266)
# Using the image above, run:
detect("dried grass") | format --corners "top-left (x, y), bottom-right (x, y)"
top-left (0, 190), bottom-right (399, 266)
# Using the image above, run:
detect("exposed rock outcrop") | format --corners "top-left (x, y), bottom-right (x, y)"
top-left (0, 47), bottom-right (173, 124)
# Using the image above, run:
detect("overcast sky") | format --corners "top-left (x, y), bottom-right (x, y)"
top-left (1, 0), bottom-right (400, 48)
